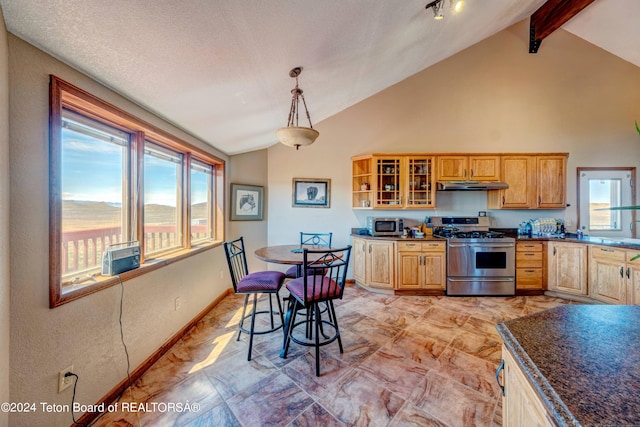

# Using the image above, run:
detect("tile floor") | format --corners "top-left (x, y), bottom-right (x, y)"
top-left (93, 286), bottom-right (574, 426)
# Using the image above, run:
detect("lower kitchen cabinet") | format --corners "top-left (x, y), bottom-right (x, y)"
top-left (547, 241), bottom-right (588, 296)
top-left (515, 242), bottom-right (544, 291)
top-left (352, 237), bottom-right (395, 290)
top-left (589, 245), bottom-right (627, 304)
top-left (396, 241), bottom-right (446, 290)
top-left (501, 345), bottom-right (553, 427)
top-left (627, 252), bottom-right (640, 305)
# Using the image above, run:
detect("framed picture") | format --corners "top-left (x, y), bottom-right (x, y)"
top-left (292, 178), bottom-right (331, 208)
top-left (230, 184), bottom-right (264, 221)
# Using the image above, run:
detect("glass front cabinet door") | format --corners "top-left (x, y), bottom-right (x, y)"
top-left (351, 155), bottom-right (435, 209)
top-left (405, 156), bottom-right (435, 208)
top-left (375, 157), bottom-right (402, 208)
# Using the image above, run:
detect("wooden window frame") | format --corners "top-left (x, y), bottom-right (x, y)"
top-left (49, 75), bottom-right (225, 308)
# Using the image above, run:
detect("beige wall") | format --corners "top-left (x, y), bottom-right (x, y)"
top-left (228, 149), bottom-right (270, 272)
top-left (0, 5), bottom-right (10, 427)
top-left (267, 20), bottom-right (640, 245)
top-left (8, 35), bottom-right (231, 426)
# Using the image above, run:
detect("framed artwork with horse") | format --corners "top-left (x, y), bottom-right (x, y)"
top-left (292, 178), bottom-right (331, 208)
top-left (230, 183), bottom-right (264, 220)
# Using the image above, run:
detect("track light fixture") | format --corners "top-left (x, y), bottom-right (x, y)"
top-left (425, 0), bottom-right (464, 20)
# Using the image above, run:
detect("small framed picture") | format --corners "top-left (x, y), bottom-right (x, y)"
top-left (230, 184), bottom-right (264, 221)
top-left (292, 178), bottom-right (331, 208)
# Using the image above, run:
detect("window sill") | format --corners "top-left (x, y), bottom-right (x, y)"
top-left (52, 240), bottom-right (223, 308)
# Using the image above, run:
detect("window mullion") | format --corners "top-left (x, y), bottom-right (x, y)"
top-left (184, 153), bottom-right (192, 249)
top-left (134, 131), bottom-right (146, 264)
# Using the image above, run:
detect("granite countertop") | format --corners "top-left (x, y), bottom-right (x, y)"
top-left (351, 231), bottom-right (640, 250)
top-left (351, 233), bottom-right (443, 242)
top-left (496, 305), bottom-right (640, 426)
top-left (516, 234), bottom-right (640, 250)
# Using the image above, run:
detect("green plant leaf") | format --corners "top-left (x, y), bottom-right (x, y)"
top-left (636, 120), bottom-right (640, 136)
top-left (631, 253), bottom-right (640, 261)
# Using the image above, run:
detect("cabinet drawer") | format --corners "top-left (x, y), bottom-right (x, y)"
top-left (397, 242), bottom-right (422, 251)
top-left (517, 242), bottom-right (543, 252)
top-left (516, 268), bottom-right (543, 289)
top-left (516, 252), bottom-right (543, 267)
top-left (421, 241), bottom-right (445, 252)
top-left (397, 241), bottom-right (445, 252)
top-left (590, 245), bottom-right (626, 263)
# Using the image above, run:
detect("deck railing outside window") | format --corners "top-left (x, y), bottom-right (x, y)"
top-left (61, 225), bottom-right (209, 279)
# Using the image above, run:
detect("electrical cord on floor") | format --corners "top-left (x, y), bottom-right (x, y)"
top-left (66, 372), bottom-right (88, 427)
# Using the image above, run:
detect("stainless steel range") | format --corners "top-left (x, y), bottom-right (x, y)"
top-left (431, 216), bottom-right (515, 296)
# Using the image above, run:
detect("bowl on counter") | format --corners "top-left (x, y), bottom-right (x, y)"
top-left (414, 232), bottom-right (425, 238)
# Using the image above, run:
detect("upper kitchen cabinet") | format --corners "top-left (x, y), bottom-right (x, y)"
top-left (488, 156), bottom-right (536, 209)
top-left (537, 155), bottom-right (567, 209)
top-left (352, 155), bottom-right (374, 209)
top-left (487, 154), bottom-right (568, 210)
top-left (351, 154), bottom-right (435, 209)
top-left (436, 155), bottom-right (500, 181)
top-left (405, 156), bottom-right (435, 208)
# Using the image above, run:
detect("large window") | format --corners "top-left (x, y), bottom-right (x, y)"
top-left (143, 142), bottom-right (183, 256)
top-left (60, 111), bottom-right (130, 279)
top-left (190, 159), bottom-right (214, 244)
top-left (50, 76), bottom-right (225, 307)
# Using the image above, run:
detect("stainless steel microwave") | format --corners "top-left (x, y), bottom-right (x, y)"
top-left (367, 217), bottom-right (404, 236)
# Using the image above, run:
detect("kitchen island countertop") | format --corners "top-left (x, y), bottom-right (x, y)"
top-left (497, 305), bottom-right (640, 426)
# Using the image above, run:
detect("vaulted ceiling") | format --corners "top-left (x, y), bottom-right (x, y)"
top-left (1, 0), bottom-right (638, 155)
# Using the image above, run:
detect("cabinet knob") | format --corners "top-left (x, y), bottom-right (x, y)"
top-left (626, 267), bottom-right (630, 279)
top-left (620, 266), bottom-right (624, 278)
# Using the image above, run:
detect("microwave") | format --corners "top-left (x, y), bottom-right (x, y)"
top-left (367, 217), bottom-right (404, 236)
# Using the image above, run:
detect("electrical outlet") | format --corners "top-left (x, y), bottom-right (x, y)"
top-left (58, 365), bottom-right (74, 393)
top-left (565, 218), bottom-right (573, 227)
top-left (174, 297), bottom-right (181, 311)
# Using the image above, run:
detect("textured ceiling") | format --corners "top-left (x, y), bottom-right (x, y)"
top-left (1, 0), bottom-right (637, 155)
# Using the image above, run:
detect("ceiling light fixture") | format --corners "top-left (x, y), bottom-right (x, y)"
top-left (275, 67), bottom-right (319, 150)
top-left (426, 0), bottom-right (464, 20)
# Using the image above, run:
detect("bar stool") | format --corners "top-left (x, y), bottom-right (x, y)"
top-left (281, 245), bottom-right (351, 376)
top-left (223, 237), bottom-right (285, 361)
top-left (284, 232), bottom-right (333, 279)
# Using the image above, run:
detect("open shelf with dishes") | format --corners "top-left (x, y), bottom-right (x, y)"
top-left (352, 155), bottom-right (373, 209)
top-left (351, 154), bottom-right (436, 209)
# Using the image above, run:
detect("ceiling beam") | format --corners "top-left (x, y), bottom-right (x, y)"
top-left (529, 0), bottom-right (598, 53)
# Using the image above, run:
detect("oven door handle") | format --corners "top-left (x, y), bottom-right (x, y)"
top-left (447, 277), bottom-right (515, 282)
top-left (447, 243), bottom-right (515, 248)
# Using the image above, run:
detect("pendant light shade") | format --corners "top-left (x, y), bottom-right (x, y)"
top-left (275, 126), bottom-right (319, 149)
top-left (276, 67), bottom-right (319, 150)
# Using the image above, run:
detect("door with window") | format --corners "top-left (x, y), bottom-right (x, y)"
top-left (578, 168), bottom-right (635, 239)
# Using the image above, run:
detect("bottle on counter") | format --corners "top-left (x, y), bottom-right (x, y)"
top-left (524, 221), bottom-right (532, 237)
top-left (577, 229), bottom-right (583, 239)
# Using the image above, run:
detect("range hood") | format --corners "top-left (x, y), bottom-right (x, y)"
top-left (436, 181), bottom-right (509, 191)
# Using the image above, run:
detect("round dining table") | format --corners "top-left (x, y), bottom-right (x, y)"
top-left (254, 244), bottom-right (310, 267)
top-left (254, 244), bottom-right (335, 276)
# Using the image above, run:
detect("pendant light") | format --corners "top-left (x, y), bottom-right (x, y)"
top-left (276, 67), bottom-right (319, 150)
